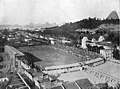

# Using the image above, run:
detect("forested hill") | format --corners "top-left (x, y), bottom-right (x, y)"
top-left (43, 18), bottom-right (119, 36)
top-left (55, 18), bottom-right (119, 31)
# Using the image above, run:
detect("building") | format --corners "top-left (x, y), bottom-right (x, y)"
top-left (100, 49), bottom-right (113, 60)
top-left (81, 37), bottom-right (88, 49)
top-left (51, 78), bottom-right (95, 89)
top-left (4, 45), bottom-right (24, 70)
top-left (98, 36), bottom-right (105, 42)
top-left (23, 68), bottom-right (60, 89)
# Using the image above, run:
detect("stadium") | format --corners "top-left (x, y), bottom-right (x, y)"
top-left (18, 44), bottom-right (104, 71)
top-left (4, 44), bottom-right (120, 87)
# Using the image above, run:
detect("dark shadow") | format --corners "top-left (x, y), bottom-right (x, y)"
top-left (0, 56), bottom-right (3, 62)
top-left (23, 52), bottom-right (42, 63)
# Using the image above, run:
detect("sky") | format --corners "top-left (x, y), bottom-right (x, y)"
top-left (0, 0), bottom-right (119, 25)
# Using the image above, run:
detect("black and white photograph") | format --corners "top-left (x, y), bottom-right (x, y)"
top-left (0, 0), bottom-right (120, 89)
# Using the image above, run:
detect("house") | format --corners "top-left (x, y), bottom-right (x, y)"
top-left (100, 49), bottom-right (113, 60)
top-left (98, 36), bottom-right (105, 42)
top-left (24, 68), bottom-right (60, 89)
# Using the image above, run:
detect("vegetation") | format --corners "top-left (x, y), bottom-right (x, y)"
top-left (43, 18), bottom-right (119, 33)
top-left (112, 46), bottom-right (120, 60)
top-left (0, 18), bottom-right (119, 47)
top-left (42, 18), bottom-right (120, 45)
top-left (106, 31), bottom-right (120, 45)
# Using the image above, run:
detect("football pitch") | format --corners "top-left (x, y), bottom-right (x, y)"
top-left (28, 46), bottom-right (85, 67)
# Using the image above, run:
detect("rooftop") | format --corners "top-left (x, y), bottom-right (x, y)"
top-left (51, 85), bottom-right (63, 89)
top-left (75, 78), bottom-right (93, 89)
top-left (23, 52), bottom-right (41, 63)
top-left (27, 69), bottom-right (43, 78)
top-left (95, 41), bottom-right (114, 48)
top-left (62, 82), bottom-right (79, 89)
top-left (5, 45), bottom-right (24, 56)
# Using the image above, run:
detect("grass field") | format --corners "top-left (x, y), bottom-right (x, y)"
top-left (28, 47), bottom-right (85, 67)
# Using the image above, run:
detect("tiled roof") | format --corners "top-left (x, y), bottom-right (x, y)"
top-left (62, 82), bottom-right (79, 89)
top-left (5, 45), bottom-right (24, 56)
top-left (75, 78), bottom-right (93, 89)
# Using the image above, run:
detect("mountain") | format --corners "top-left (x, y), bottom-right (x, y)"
top-left (0, 22), bottom-right (58, 30)
top-left (0, 24), bottom-right (22, 29)
top-left (41, 22), bottom-right (57, 28)
top-left (25, 22), bottom-right (57, 28)
top-left (107, 11), bottom-right (119, 20)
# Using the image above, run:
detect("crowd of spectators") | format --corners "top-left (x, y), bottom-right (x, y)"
top-left (51, 44), bottom-right (102, 59)
top-left (18, 45), bottom-right (52, 52)
top-left (86, 44), bottom-right (104, 53)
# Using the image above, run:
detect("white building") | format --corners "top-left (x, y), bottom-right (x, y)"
top-left (51, 40), bottom-right (55, 44)
top-left (81, 37), bottom-right (88, 49)
top-left (91, 38), bottom-right (96, 42)
top-left (100, 49), bottom-right (113, 60)
top-left (98, 36), bottom-right (105, 42)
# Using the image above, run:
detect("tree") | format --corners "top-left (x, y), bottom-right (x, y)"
top-left (112, 46), bottom-right (120, 60)
top-left (0, 37), bottom-right (7, 46)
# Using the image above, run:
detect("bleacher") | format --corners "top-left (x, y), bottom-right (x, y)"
top-left (51, 44), bottom-right (103, 60)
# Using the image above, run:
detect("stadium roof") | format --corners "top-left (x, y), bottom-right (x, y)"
top-left (5, 45), bottom-right (24, 56)
top-left (62, 82), bottom-right (79, 89)
top-left (51, 85), bottom-right (63, 89)
top-left (95, 41), bottom-right (114, 48)
top-left (23, 52), bottom-right (42, 63)
top-left (46, 63), bottom-right (80, 70)
top-left (84, 58), bottom-right (104, 64)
